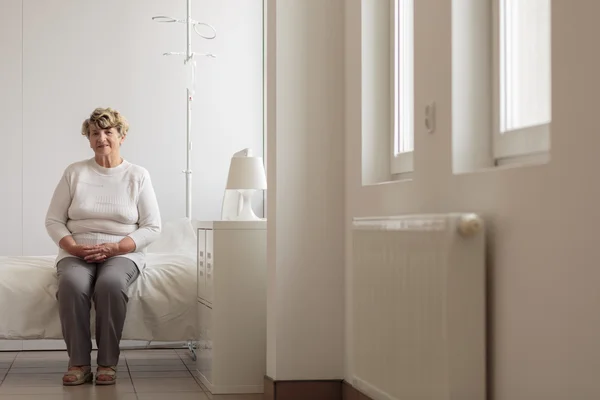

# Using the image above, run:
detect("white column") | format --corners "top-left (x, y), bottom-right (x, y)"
top-left (266, 0), bottom-right (346, 381)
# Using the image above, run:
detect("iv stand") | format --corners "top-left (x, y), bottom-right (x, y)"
top-left (151, 2), bottom-right (216, 361)
top-left (153, 0), bottom-right (216, 220)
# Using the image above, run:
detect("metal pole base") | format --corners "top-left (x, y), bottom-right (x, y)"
top-left (186, 340), bottom-right (197, 361)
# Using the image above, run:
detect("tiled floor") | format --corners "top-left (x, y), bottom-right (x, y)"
top-left (0, 349), bottom-right (263, 400)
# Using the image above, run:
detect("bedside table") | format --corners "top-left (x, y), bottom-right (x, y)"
top-left (195, 220), bottom-right (267, 394)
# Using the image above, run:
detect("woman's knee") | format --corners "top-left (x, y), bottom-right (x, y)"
top-left (93, 260), bottom-right (138, 300)
top-left (93, 275), bottom-right (127, 299)
top-left (57, 268), bottom-right (94, 299)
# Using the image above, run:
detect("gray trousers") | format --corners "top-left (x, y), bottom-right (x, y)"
top-left (56, 256), bottom-right (139, 367)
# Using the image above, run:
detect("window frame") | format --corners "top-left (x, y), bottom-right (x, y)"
top-left (492, 0), bottom-right (551, 162)
top-left (390, 0), bottom-right (414, 175)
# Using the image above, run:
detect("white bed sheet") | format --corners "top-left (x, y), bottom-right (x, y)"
top-left (0, 252), bottom-right (197, 342)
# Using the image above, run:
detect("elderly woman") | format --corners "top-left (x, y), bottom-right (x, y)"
top-left (45, 107), bottom-right (161, 386)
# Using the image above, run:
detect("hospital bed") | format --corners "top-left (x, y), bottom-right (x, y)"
top-left (0, 218), bottom-right (198, 353)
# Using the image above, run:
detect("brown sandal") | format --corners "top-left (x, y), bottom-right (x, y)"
top-left (62, 366), bottom-right (93, 386)
top-left (95, 366), bottom-right (117, 385)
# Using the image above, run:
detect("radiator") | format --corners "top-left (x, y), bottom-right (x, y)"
top-left (351, 213), bottom-right (486, 400)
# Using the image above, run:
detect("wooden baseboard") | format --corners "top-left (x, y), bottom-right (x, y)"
top-left (342, 380), bottom-right (373, 400)
top-left (264, 376), bottom-right (345, 400)
top-left (264, 377), bottom-right (373, 400)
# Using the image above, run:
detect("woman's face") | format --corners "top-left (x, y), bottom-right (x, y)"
top-left (88, 125), bottom-right (125, 156)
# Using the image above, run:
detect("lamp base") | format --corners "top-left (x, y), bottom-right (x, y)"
top-left (230, 189), bottom-right (261, 221)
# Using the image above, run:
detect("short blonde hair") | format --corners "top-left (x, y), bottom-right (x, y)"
top-left (81, 107), bottom-right (129, 138)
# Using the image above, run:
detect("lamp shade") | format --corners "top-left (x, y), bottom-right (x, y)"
top-left (225, 156), bottom-right (267, 190)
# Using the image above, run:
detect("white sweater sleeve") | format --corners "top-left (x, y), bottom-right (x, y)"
top-left (127, 170), bottom-right (162, 251)
top-left (45, 171), bottom-right (73, 245)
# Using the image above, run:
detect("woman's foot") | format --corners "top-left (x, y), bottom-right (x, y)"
top-left (62, 366), bottom-right (93, 386)
top-left (96, 366), bottom-right (117, 385)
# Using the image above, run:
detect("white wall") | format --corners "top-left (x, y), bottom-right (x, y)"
top-left (0, 0), bottom-right (264, 257)
top-left (346, 1), bottom-right (600, 400)
top-left (266, 0), bottom-right (346, 381)
top-left (0, 0), bottom-right (23, 256)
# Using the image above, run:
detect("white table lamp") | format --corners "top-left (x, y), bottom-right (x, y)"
top-left (225, 153), bottom-right (267, 221)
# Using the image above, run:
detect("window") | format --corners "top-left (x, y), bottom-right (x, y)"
top-left (494, 0), bottom-right (551, 161)
top-left (391, 0), bottom-right (414, 174)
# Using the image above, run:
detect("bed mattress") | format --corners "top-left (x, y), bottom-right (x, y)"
top-left (0, 253), bottom-right (197, 342)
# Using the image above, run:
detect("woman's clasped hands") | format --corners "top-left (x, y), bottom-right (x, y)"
top-left (66, 243), bottom-right (121, 263)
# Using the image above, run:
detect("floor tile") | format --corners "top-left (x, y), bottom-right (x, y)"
top-left (8, 367), bottom-right (66, 375)
top-left (0, 380), bottom-right (135, 394)
top-left (4, 373), bottom-right (64, 380)
top-left (0, 352), bottom-right (19, 361)
top-left (0, 396), bottom-right (77, 400)
top-left (0, 384), bottom-right (93, 395)
top-left (1, 374), bottom-right (132, 387)
top-left (9, 361), bottom-right (67, 369)
top-left (15, 352), bottom-right (68, 359)
top-left (0, 349), bottom-right (226, 398)
top-left (133, 377), bottom-right (203, 393)
top-left (91, 393), bottom-right (138, 400)
top-left (0, 391), bottom-right (138, 400)
top-left (128, 364), bottom-right (189, 372)
top-left (123, 349), bottom-right (179, 358)
top-left (177, 351), bottom-right (196, 360)
top-left (95, 378), bottom-right (136, 393)
top-left (129, 370), bottom-right (194, 379)
top-left (181, 361), bottom-right (197, 368)
top-left (124, 355), bottom-right (182, 361)
top-left (205, 394), bottom-right (265, 400)
top-left (126, 358), bottom-right (185, 366)
top-left (1, 375), bottom-right (67, 387)
top-left (137, 393), bottom-right (209, 400)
